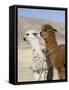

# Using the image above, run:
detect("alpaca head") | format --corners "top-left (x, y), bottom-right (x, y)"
top-left (23, 30), bottom-right (40, 42)
top-left (40, 24), bottom-right (57, 40)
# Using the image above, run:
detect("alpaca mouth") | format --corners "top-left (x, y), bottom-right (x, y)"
top-left (23, 37), bottom-right (27, 41)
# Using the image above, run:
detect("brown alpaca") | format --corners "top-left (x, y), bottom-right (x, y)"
top-left (40, 24), bottom-right (65, 80)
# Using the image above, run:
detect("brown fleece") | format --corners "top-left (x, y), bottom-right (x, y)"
top-left (41, 24), bottom-right (65, 80)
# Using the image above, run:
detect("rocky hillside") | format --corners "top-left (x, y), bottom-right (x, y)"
top-left (18, 16), bottom-right (65, 49)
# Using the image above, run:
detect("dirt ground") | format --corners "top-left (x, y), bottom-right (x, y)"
top-left (18, 48), bottom-right (34, 82)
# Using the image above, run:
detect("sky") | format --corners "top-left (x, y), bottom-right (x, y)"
top-left (18, 8), bottom-right (65, 23)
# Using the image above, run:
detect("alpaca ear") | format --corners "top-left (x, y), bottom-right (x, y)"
top-left (40, 32), bottom-right (43, 37)
top-left (53, 29), bottom-right (57, 32)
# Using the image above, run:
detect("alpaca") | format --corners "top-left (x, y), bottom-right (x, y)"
top-left (23, 30), bottom-right (48, 80)
top-left (40, 24), bottom-right (65, 80)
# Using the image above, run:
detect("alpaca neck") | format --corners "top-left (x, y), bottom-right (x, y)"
top-left (45, 37), bottom-right (57, 52)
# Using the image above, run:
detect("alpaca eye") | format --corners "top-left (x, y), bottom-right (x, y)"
top-left (26, 33), bottom-right (29, 36)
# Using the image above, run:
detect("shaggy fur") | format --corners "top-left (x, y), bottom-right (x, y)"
top-left (23, 30), bottom-right (47, 80)
top-left (40, 24), bottom-right (65, 80)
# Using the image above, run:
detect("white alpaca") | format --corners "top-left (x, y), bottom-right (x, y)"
top-left (23, 30), bottom-right (47, 80)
